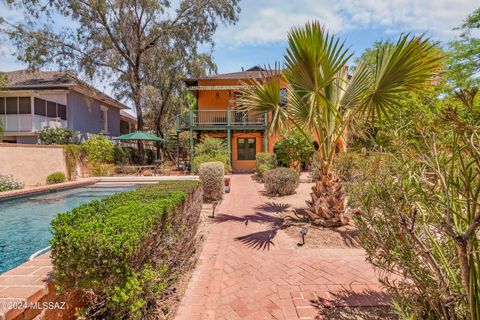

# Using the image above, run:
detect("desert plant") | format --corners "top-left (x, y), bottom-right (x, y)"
top-left (50, 181), bottom-right (202, 319)
top-left (193, 137), bottom-right (231, 173)
top-left (89, 163), bottom-right (114, 177)
top-left (263, 167), bottom-right (299, 196)
top-left (240, 21), bottom-right (443, 227)
top-left (0, 174), bottom-right (24, 192)
top-left (255, 152), bottom-right (277, 179)
top-left (46, 172), bottom-right (66, 184)
top-left (199, 161), bottom-right (224, 202)
top-left (39, 127), bottom-right (78, 145)
top-left (350, 105), bottom-right (480, 319)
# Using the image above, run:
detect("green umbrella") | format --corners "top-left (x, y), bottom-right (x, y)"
top-left (113, 131), bottom-right (165, 141)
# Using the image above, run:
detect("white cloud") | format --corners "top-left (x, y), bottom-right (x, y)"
top-left (216, 0), bottom-right (479, 46)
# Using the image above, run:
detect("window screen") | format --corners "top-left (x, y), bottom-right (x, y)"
top-left (47, 101), bottom-right (57, 117)
top-left (0, 97), bottom-right (5, 114)
top-left (237, 138), bottom-right (256, 160)
top-left (5, 97), bottom-right (17, 114)
top-left (18, 97), bottom-right (31, 114)
top-left (57, 104), bottom-right (67, 120)
top-left (34, 98), bottom-right (46, 116)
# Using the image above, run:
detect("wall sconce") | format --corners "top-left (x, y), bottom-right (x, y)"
top-left (216, 92), bottom-right (220, 100)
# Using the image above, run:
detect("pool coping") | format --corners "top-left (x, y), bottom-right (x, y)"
top-left (0, 179), bottom-right (100, 201)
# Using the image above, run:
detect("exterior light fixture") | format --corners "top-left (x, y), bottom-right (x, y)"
top-left (298, 227), bottom-right (308, 246)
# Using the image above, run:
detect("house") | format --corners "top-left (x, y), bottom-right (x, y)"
top-left (178, 66), bottom-right (284, 172)
top-left (0, 70), bottom-right (136, 144)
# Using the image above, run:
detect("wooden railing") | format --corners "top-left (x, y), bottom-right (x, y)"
top-left (176, 110), bottom-right (267, 130)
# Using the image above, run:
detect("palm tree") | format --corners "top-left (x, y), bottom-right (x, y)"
top-left (240, 21), bottom-right (444, 227)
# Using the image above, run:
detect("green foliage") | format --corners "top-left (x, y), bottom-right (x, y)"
top-left (39, 128), bottom-right (78, 145)
top-left (263, 167), bottom-right (299, 196)
top-left (199, 161), bottom-right (224, 202)
top-left (46, 172), bottom-right (66, 184)
top-left (349, 99), bottom-right (480, 319)
top-left (50, 180), bottom-right (202, 319)
top-left (81, 134), bottom-right (114, 164)
top-left (0, 174), bottom-right (24, 192)
top-left (89, 163), bottom-right (115, 177)
top-left (255, 152), bottom-right (277, 179)
top-left (273, 129), bottom-right (314, 169)
top-left (193, 137), bottom-right (231, 173)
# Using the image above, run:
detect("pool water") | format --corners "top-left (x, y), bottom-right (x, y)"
top-left (0, 185), bottom-right (135, 274)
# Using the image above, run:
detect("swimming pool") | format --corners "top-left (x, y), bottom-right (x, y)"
top-left (0, 184), bottom-right (135, 274)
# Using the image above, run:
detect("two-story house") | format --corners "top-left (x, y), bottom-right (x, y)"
top-left (178, 66), bottom-right (284, 172)
top-left (0, 70), bottom-right (136, 144)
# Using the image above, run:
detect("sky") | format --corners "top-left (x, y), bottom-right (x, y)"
top-left (0, 0), bottom-right (478, 112)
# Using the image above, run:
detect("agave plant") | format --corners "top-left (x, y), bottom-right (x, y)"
top-left (240, 21), bottom-right (444, 227)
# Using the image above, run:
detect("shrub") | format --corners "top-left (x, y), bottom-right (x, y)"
top-left (63, 144), bottom-right (84, 180)
top-left (46, 172), bottom-right (66, 184)
top-left (274, 128), bottom-right (314, 170)
top-left (199, 162), bottom-right (224, 202)
top-left (81, 134), bottom-right (114, 164)
top-left (39, 128), bottom-right (78, 145)
top-left (0, 174), bottom-right (24, 192)
top-left (192, 137), bottom-right (231, 173)
top-left (263, 168), bottom-right (299, 196)
top-left (50, 181), bottom-right (203, 319)
top-left (255, 152), bottom-right (276, 179)
top-left (89, 163), bottom-right (114, 177)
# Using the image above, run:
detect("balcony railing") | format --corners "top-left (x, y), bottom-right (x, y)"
top-left (0, 114), bottom-right (68, 132)
top-left (176, 110), bottom-right (267, 130)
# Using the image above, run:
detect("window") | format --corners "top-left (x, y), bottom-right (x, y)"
top-left (0, 97), bottom-right (4, 114)
top-left (47, 101), bottom-right (57, 117)
top-left (18, 97), bottom-right (31, 114)
top-left (237, 138), bottom-right (256, 160)
top-left (5, 97), bottom-right (17, 114)
top-left (34, 98), bottom-right (46, 116)
top-left (100, 106), bottom-right (108, 133)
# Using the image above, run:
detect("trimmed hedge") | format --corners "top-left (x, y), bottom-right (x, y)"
top-left (46, 172), bottom-right (66, 184)
top-left (264, 167), bottom-right (299, 196)
top-left (199, 162), bottom-right (224, 202)
top-left (50, 180), bottom-right (203, 319)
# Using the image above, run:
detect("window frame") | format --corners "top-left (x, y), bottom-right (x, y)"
top-left (100, 105), bottom-right (108, 133)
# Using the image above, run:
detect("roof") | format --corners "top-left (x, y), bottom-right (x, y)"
top-left (120, 110), bottom-right (137, 122)
top-left (184, 66), bottom-right (281, 86)
top-left (3, 69), bottom-right (129, 110)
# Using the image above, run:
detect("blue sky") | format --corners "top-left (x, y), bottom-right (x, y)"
top-left (0, 0), bottom-right (478, 112)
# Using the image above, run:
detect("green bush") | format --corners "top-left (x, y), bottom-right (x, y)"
top-left (0, 174), bottom-right (24, 192)
top-left (192, 137), bottom-right (231, 173)
top-left (255, 152), bottom-right (276, 178)
top-left (199, 162), bottom-right (224, 202)
top-left (50, 181), bottom-right (202, 319)
top-left (39, 128), bottom-right (78, 145)
top-left (274, 128), bottom-right (314, 170)
top-left (81, 134), bottom-right (114, 164)
top-left (263, 167), bottom-right (299, 196)
top-left (89, 163), bottom-right (114, 177)
top-left (46, 172), bottom-right (66, 184)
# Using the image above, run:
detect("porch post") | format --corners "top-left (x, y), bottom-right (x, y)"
top-left (189, 109), bottom-right (194, 172)
top-left (227, 109), bottom-right (232, 168)
top-left (176, 132), bottom-right (180, 170)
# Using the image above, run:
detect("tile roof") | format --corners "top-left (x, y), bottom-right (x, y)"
top-left (3, 69), bottom-right (129, 109)
top-left (184, 66), bottom-right (282, 83)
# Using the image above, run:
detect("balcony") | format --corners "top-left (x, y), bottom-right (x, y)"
top-left (176, 110), bottom-right (267, 131)
top-left (0, 114), bottom-right (68, 132)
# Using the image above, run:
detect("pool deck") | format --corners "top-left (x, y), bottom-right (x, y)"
top-left (0, 178), bottom-right (100, 201)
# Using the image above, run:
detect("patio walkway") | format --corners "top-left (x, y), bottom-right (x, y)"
top-left (175, 175), bottom-right (388, 320)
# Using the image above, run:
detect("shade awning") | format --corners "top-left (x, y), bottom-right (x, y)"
top-left (113, 131), bottom-right (165, 141)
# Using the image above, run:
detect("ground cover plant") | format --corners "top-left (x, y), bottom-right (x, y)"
top-left (50, 180), bottom-right (203, 319)
top-left (0, 174), bottom-right (24, 192)
top-left (46, 172), bottom-right (66, 184)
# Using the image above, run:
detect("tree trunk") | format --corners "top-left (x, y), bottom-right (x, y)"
top-left (305, 172), bottom-right (359, 227)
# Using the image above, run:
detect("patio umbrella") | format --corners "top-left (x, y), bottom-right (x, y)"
top-left (113, 131), bottom-right (165, 141)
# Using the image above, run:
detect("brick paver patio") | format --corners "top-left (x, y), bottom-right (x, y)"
top-left (175, 175), bottom-right (388, 320)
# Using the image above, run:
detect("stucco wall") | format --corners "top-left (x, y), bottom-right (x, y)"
top-left (67, 91), bottom-right (120, 138)
top-left (0, 144), bottom-right (67, 186)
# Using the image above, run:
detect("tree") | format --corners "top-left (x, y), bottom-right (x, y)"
top-left (448, 6), bottom-right (480, 88)
top-left (240, 22), bottom-right (444, 227)
top-left (1, 0), bottom-right (239, 162)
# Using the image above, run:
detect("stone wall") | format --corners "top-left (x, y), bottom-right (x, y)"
top-left (0, 144), bottom-right (67, 187)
